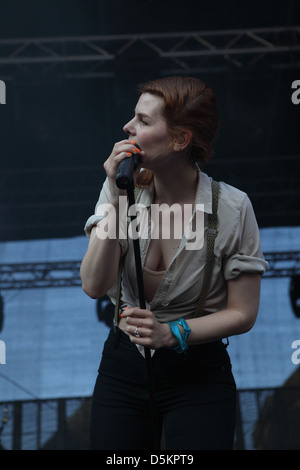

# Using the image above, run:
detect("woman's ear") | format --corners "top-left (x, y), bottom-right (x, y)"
top-left (173, 130), bottom-right (192, 151)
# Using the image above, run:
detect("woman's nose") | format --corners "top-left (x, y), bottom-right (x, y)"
top-left (123, 118), bottom-right (135, 136)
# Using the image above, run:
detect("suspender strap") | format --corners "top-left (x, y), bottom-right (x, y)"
top-left (193, 180), bottom-right (219, 318)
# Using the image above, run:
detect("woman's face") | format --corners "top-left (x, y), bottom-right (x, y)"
top-left (123, 93), bottom-right (173, 169)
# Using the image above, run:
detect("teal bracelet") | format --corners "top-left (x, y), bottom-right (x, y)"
top-left (165, 318), bottom-right (191, 354)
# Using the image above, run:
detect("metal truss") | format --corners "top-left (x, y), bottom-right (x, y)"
top-left (263, 251), bottom-right (300, 278)
top-left (0, 251), bottom-right (299, 290)
top-left (0, 26), bottom-right (299, 79)
top-left (0, 261), bottom-right (82, 289)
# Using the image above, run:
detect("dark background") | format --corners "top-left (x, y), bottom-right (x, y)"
top-left (0, 0), bottom-right (299, 241)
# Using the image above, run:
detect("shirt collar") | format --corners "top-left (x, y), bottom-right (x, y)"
top-left (195, 167), bottom-right (213, 214)
top-left (137, 166), bottom-right (213, 214)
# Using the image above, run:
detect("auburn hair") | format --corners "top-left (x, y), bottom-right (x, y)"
top-left (136, 76), bottom-right (219, 187)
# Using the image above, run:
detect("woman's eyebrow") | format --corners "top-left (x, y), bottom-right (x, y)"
top-left (135, 110), bottom-right (151, 119)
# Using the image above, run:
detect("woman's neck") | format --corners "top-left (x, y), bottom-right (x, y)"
top-left (152, 161), bottom-right (198, 206)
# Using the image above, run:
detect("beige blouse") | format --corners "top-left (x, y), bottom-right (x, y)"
top-left (84, 168), bottom-right (268, 323)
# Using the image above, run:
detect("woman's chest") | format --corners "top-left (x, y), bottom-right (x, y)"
top-left (144, 237), bottom-right (181, 271)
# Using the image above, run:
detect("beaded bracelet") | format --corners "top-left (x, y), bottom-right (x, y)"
top-left (165, 318), bottom-right (191, 354)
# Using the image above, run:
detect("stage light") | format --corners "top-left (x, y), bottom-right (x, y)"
top-left (290, 275), bottom-right (300, 318)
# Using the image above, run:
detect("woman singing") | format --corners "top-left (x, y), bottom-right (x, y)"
top-left (80, 76), bottom-right (268, 450)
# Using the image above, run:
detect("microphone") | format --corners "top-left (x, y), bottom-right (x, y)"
top-left (116, 144), bottom-right (141, 190)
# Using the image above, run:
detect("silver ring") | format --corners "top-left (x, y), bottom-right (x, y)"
top-left (133, 326), bottom-right (140, 338)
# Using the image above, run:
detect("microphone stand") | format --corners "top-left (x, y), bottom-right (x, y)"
top-left (126, 179), bottom-right (160, 450)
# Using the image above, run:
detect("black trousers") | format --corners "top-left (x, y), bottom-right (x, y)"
top-left (90, 326), bottom-right (236, 450)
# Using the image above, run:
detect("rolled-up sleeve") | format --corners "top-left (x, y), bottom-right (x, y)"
top-left (222, 195), bottom-right (268, 279)
top-left (83, 177), bottom-right (128, 255)
top-left (84, 178), bottom-right (111, 238)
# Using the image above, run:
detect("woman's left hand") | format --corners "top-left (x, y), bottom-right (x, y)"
top-left (121, 307), bottom-right (173, 350)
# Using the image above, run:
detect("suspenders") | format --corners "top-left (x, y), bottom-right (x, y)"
top-left (194, 180), bottom-right (219, 318)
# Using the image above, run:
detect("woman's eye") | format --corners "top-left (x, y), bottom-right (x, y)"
top-left (140, 118), bottom-right (148, 126)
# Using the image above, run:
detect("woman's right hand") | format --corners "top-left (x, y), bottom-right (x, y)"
top-left (103, 139), bottom-right (143, 203)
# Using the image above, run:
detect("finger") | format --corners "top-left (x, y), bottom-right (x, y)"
top-left (114, 140), bottom-right (142, 155)
top-left (104, 140), bottom-right (143, 178)
top-left (120, 307), bottom-right (141, 317)
top-left (114, 151), bottom-right (135, 164)
top-left (121, 308), bottom-right (152, 322)
top-left (129, 334), bottom-right (152, 348)
top-left (120, 139), bottom-right (142, 151)
top-left (107, 149), bottom-right (134, 166)
top-left (129, 324), bottom-right (146, 337)
top-left (103, 152), bottom-right (134, 179)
